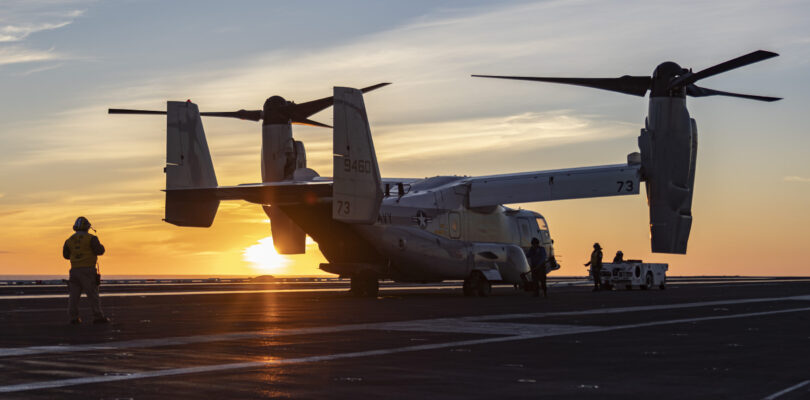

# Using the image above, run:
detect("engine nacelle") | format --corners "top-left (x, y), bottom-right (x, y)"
top-left (261, 123), bottom-right (308, 254)
top-left (638, 97), bottom-right (697, 254)
top-left (264, 205), bottom-right (306, 254)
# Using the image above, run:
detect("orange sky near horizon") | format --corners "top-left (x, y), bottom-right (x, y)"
top-left (0, 0), bottom-right (808, 278)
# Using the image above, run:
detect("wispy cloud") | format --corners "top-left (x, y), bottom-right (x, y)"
top-left (0, 46), bottom-right (62, 65)
top-left (784, 176), bottom-right (810, 183)
top-left (0, 4), bottom-right (86, 66)
top-left (0, 20), bottom-right (74, 42)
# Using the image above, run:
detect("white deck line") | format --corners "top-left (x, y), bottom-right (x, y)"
top-left (2, 294), bottom-right (809, 358)
top-left (762, 380), bottom-right (810, 399)
top-left (2, 306), bottom-right (810, 393)
top-left (0, 285), bottom-right (467, 300)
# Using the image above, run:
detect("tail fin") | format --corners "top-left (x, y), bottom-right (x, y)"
top-left (332, 87), bottom-right (383, 224)
top-left (164, 101), bottom-right (219, 227)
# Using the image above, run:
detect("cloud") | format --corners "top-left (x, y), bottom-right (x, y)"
top-left (0, 4), bottom-right (87, 67)
top-left (0, 20), bottom-right (74, 42)
top-left (0, 46), bottom-right (62, 66)
top-left (784, 176), bottom-right (810, 183)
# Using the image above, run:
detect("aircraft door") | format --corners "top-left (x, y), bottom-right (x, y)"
top-left (449, 212), bottom-right (461, 239)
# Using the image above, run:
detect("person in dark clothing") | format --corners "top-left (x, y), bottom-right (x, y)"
top-left (526, 238), bottom-right (548, 298)
top-left (62, 216), bottom-right (109, 324)
top-left (613, 250), bottom-right (624, 264)
top-left (584, 242), bottom-right (603, 291)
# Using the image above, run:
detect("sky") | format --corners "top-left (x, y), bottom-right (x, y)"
top-left (0, 0), bottom-right (808, 277)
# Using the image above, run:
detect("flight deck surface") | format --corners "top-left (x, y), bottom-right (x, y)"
top-left (1, 277), bottom-right (809, 399)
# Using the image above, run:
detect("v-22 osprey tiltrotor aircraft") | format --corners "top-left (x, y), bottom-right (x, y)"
top-left (109, 50), bottom-right (779, 297)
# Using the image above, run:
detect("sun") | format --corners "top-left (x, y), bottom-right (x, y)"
top-left (243, 236), bottom-right (292, 275)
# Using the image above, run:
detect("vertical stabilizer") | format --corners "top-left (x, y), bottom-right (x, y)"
top-left (164, 101), bottom-right (219, 227)
top-left (332, 87), bottom-right (383, 224)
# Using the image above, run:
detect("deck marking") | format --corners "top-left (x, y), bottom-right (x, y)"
top-left (0, 284), bottom-right (490, 300)
top-left (763, 380), bottom-right (810, 400)
top-left (2, 306), bottom-right (810, 393)
top-left (3, 294), bottom-right (810, 358)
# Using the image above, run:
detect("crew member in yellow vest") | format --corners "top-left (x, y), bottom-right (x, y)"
top-left (62, 216), bottom-right (109, 324)
top-left (584, 242), bottom-right (603, 292)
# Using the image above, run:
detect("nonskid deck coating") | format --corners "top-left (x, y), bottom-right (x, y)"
top-left (1, 277), bottom-right (809, 399)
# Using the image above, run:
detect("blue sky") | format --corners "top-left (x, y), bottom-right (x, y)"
top-left (0, 0), bottom-right (808, 275)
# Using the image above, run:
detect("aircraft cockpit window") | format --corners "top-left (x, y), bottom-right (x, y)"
top-left (536, 217), bottom-right (548, 231)
top-left (536, 217), bottom-right (550, 243)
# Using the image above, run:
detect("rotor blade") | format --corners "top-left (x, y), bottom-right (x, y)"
top-left (472, 75), bottom-right (652, 96)
top-left (686, 84), bottom-right (782, 102)
top-left (109, 108), bottom-right (265, 121)
top-left (200, 109), bottom-right (263, 121)
top-left (108, 109), bottom-right (166, 115)
top-left (670, 50), bottom-right (779, 89)
top-left (291, 118), bottom-right (332, 128)
top-left (290, 82), bottom-right (392, 119)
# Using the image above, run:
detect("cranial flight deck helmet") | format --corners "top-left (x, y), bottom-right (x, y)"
top-left (593, 242), bottom-right (602, 249)
top-left (73, 216), bottom-right (91, 232)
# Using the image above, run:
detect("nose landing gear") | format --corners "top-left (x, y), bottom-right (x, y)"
top-left (463, 271), bottom-right (492, 297)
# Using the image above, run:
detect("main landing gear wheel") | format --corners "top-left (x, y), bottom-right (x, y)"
top-left (463, 271), bottom-right (491, 297)
top-left (350, 273), bottom-right (379, 297)
top-left (462, 278), bottom-right (474, 297)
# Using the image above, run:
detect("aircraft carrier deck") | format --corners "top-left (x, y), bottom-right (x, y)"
top-left (1, 276), bottom-right (809, 399)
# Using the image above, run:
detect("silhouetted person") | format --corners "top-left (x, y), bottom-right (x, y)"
top-left (62, 216), bottom-right (109, 324)
top-left (526, 238), bottom-right (548, 298)
top-left (613, 250), bottom-right (624, 264)
top-left (584, 242), bottom-right (603, 291)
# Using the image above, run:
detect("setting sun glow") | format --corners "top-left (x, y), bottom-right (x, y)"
top-left (243, 236), bottom-right (292, 275)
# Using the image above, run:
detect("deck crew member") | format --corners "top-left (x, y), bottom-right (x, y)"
top-left (526, 238), bottom-right (548, 298)
top-left (62, 216), bottom-right (109, 324)
top-left (584, 242), bottom-right (603, 292)
top-left (613, 250), bottom-right (624, 264)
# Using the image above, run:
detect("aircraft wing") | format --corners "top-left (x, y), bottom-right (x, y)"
top-left (165, 180), bottom-right (333, 206)
top-left (467, 163), bottom-right (642, 207)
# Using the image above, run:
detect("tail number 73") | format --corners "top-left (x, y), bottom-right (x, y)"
top-left (336, 200), bottom-right (351, 216)
top-left (343, 158), bottom-right (372, 174)
top-left (616, 180), bottom-right (634, 192)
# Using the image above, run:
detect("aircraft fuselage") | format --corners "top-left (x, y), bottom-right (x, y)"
top-left (282, 175), bottom-right (556, 284)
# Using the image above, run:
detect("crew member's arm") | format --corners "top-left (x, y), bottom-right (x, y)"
top-left (90, 236), bottom-right (105, 255)
top-left (62, 240), bottom-right (71, 259)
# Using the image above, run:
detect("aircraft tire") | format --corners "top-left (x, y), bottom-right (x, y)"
top-left (462, 278), bottom-right (475, 297)
top-left (364, 277), bottom-right (379, 297)
top-left (351, 273), bottom-right (378, 297)
top-left (477, 278), bottom-right (492, 297)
